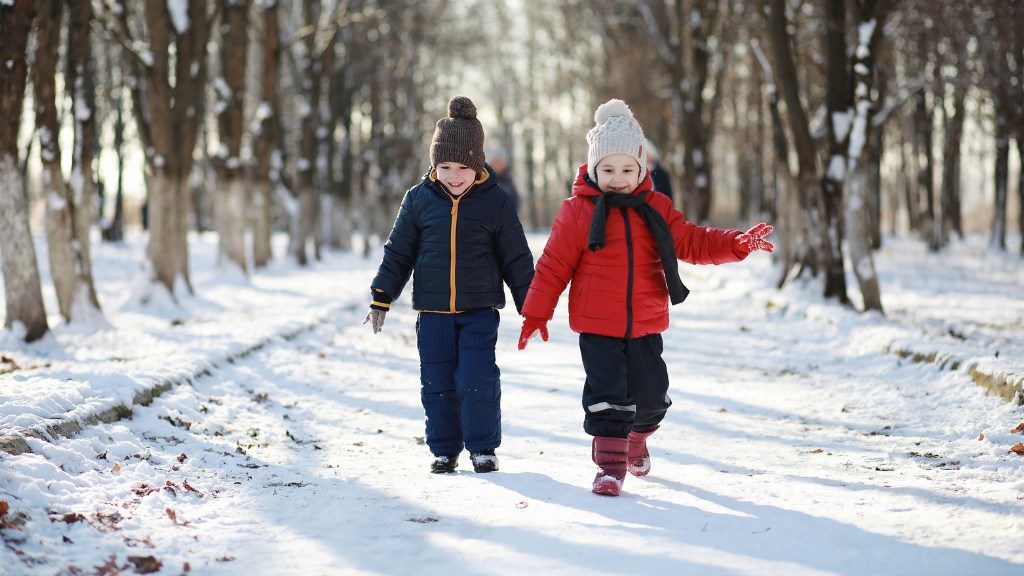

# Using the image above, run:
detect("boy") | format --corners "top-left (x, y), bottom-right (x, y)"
top-left (518, 99), bottom-right (773, 496)
top-left (365, 96), bottom-right (534, 474)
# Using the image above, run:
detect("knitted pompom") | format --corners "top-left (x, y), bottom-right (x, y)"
top-left (448, 96), bottom-right (477, 120)
top-left (594, 99), bottom-right (633, 125)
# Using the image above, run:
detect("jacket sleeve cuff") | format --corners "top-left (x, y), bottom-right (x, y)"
top-left (370, 288), bottom-right (392, 311)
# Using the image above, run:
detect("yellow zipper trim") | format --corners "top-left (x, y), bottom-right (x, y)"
top-left (449, 193), bottom-right (463, 312)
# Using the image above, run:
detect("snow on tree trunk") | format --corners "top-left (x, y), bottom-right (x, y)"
top-left (844, 14), bottom-right (886, 314)
top-left (0, 0), bottom-right (48, 341)
top-left (118, 0), bottom-right (209, 296)
top-left (34, 0), bottom-right (100, 323)
top-left (0, 157), bottom-right (49, 342)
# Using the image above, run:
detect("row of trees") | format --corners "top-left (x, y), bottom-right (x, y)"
top-left (1, 0), bottom-right (1022, 343)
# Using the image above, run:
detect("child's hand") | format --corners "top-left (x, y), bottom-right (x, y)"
top-left (518, 316), bottom-right (549, 350)
top-left (364, 310), bottom-right (386, 334)
top-left (734, 223), bottom-right (775, 254)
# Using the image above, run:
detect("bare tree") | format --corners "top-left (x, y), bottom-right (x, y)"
top-left (764, 0), bottom-right (849, 303)
top-left (841, 0), bottom-right (894, 314)
top-left (213, 0), bottom-right (251, 274)
top-left (0, 1), bottom-right (48, 342)
top-left (251, 0), bottom-right (282, 268)
top-left (102, 0), bottom-right (213, 297)
top-left (34, 0), bottom-right (102, 322)
top-left (66, 0), bottom-right (103, 302)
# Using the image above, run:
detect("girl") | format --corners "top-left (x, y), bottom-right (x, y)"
top-left (518, 99), bottom-right (773, 496)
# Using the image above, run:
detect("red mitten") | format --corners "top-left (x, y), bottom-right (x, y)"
top-left (734, 222), bottom-right (775, 254)
top-left (518, 316), bottom-right (549, 350)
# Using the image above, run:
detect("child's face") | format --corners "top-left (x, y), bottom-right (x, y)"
top-left (436, 163), bottom-right (477, 196)
top-left (595, 154), bottom-right (641, 194)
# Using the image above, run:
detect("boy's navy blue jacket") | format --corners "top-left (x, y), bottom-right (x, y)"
top-left (371, 165), bottom-right (534, 314)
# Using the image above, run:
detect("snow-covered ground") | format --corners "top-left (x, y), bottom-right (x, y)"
top-left (1, 230), bottom-right (1023, 575)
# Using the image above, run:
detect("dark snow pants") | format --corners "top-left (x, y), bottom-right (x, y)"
top-left (579, 332), bottom-right (672, 438)
top-left (416, 308), bottom-right (501, 456)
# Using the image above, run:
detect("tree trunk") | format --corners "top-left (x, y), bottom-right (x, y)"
top-left (991, 126), bottom-right (1009, 250)
top-left (820, 0), bottom-right (851, 304)
top-left (35, 0), bottom-right (99, 323)
top-left (214, 0), bottom-right (250, 274)
top-left (843, 0), bottom-right (891, 314)
top-left (251, 2), bottom-right (281, 268)
top-left (766, 0), bottom-right (847, 302)
top-left (0, 1), bottom-right (49, 341)
top-left (65, 0), bottom-right (102, 317)
top-left (940, 83), bottom-right (966, 245)
top-left (1018, 142), bottom-right (1024, 256)
top-left (124, 0), bottom-right (210, 297)
top-left (915, 86), bottom-right (938, 251)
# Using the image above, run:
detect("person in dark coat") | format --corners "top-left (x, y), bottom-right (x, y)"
top-left (488, 147), bottom-right (521, 212)
top-left (364, 96), bottom-right (535, 475)
top-left (645, 138), bottom-right (675, 204)
top-left (517, 99), bottom-right (774, 496)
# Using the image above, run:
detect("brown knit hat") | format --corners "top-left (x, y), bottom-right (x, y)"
top-left (430, 96), bottom-right (485, 173)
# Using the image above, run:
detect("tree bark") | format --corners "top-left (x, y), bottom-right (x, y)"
top-left (119, 0), bottom-right (210, 296)
top-left (940, 83), bottom-right (966, 244)
top-left (251, 1), bottom-right (281, 268)
top-left (766, 0), bottom-right (848, 302)
top-left (213, 0), bottom-right (250, 274)
top-left (991, 126), bottom-right (1009, 250)
top-left (35, 0), bottom-right (101, 323)
top-left (65, 0), bottom-right (102, 317)
top-left (0, 1), bottom-right (49, 341)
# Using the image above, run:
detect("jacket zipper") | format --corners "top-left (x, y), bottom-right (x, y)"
top-left (446, 181), bottom-right (473, 312)
top-left (621, 206), bottom-right (634, 338)
top-left (449, 195), bottom-right (461, 312)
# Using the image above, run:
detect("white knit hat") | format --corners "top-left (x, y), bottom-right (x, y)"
top-left (586, 99), bottom-right (647, 181)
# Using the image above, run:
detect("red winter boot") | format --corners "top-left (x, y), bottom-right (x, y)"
top-left (591, 436), bottom-right (629, 496)
top-left (627, 425), bottom-right (659, 477)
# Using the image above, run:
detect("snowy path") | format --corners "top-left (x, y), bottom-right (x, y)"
top-left (2, 234), bottom-right (1023, 575)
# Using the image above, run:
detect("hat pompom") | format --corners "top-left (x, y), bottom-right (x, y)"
top-left (448, 96), bottom-right (477, 120)
top-left (594, 99), bottom-right (633, 125)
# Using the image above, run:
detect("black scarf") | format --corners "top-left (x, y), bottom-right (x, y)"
top-left (588, 189), bottom-right (689, 305)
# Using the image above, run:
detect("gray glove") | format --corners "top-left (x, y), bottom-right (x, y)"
top-left (363, 309), bottom-right (386, 334)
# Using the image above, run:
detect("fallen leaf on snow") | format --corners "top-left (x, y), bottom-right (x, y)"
top-left (183, 479), bottom-right (204, 497)
top-left (1011, 423), bottom-right (1024, 434)
top-left (111, 463), bottom-right (121, 473)
top-left (1009, 443), bottom-right (1024, 456)
top-left (978, 433), bottom-right (985, 441)
top-left (127, 555), bottom-right (163, 574)
top-left (807, 448), bottom-right (824, 453)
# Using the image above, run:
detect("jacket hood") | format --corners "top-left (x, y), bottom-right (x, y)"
top-left (571, 163), bottom-right (654, 199)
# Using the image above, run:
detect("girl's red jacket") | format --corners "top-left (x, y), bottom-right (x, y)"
top-left (522, 165), bottom-right (748, 339)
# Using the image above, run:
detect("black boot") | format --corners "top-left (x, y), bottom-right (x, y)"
top-left (470, 450), bottom-right (499, 473)
top-left (430, 454), bottom-right (459, 473)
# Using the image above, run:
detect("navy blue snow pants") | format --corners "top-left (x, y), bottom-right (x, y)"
top-left (579, 332), bottom-right (672, 438)
top-left (416, 308), bottom-right (501, 456)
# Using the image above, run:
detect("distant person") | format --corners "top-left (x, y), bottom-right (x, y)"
top-left (646, 139), bottom-right (674, 204)
top-left (488, 147), bottom-right (520, 211)
top-left (517, 99), bottom-right (774, 497)
top-left (363, 96), bottom-right (534, 474)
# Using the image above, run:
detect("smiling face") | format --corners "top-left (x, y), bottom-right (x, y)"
top-left (594, 154), bottom-right (641, 194)
top-left (435, 163), bottom-right (477, 196)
